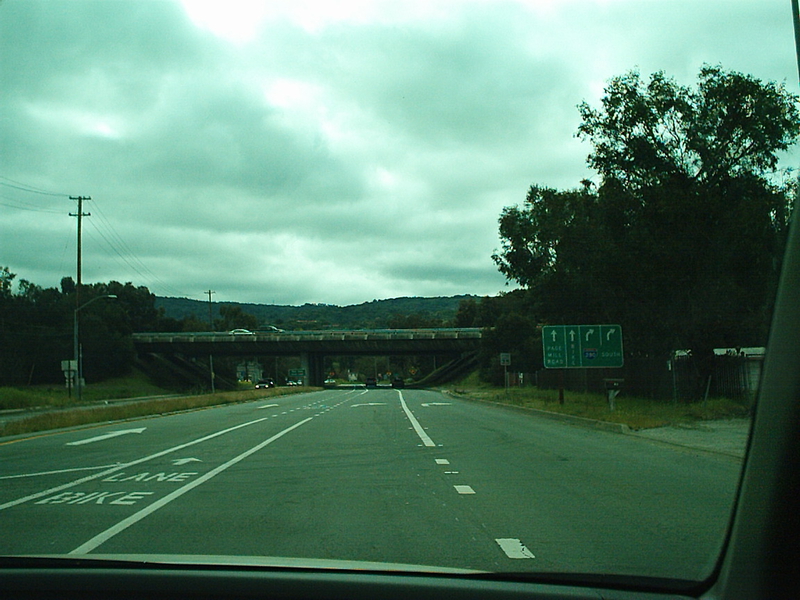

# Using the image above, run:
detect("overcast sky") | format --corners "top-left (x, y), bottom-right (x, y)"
top-left (1, 0), bottom-right (797, 307)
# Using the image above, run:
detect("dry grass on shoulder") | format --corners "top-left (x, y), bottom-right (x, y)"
top-left (447, 383), bottom-right (751, 430)
top-left (0, 386), bottom-right (318, 438)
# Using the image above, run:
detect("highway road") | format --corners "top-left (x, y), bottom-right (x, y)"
top-left (0, 388), bottom-right (742, 580)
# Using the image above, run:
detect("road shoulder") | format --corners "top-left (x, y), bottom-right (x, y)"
top-left (442, 390), bottom-right (749, 459)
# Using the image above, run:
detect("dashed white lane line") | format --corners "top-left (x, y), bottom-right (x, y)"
top-left (454, 485), bottom-right (475, 494)
top-left (435, 459), bottom-right (449, 465)
top-left (495, 538), bottom-right (535, 559)
top-left (397, 391), bottom-right (435, 447)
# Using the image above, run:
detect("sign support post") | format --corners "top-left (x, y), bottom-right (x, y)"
top-left (500, 353), bottom-right (511, 395)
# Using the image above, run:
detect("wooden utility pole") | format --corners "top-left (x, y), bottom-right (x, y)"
top-left (206, 290), bottom-right (215, 327)
top-left (69, 196), bottom-right (91, 305)
top-left (206, 290), bottom-right (216, 393)
top-left (70, 196), bottom-right (90, 396)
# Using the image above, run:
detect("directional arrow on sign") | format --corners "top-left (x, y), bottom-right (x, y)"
top-left (542, 324), bottom-right (623, 368)
top-left (66, 428), bottom-right (146, 446)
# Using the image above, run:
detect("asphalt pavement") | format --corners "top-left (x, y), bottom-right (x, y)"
top-left (0, 388), bottom-right (745, 581)
top-left (447, 391), bottom-right (751, 459)
top-left (631, 419), bottom-right (750, 458)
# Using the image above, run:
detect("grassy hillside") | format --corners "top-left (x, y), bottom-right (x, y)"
top-left (155, 295), bottom-right (480, 330)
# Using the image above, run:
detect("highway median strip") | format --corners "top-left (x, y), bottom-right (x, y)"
top-left (0, 387), bottom-right (319, 439)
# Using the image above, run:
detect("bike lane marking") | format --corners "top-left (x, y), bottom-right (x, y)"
top-left (69, 417), bottom-right (314, 554)
top-left (0, 416), bottom-right (273, 511)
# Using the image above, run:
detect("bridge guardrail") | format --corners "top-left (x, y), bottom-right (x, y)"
top-left (132, 328), bottom-right (483, 342)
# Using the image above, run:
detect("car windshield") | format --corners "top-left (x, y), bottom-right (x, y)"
top-left (1, 0), bottom-right (798, 589)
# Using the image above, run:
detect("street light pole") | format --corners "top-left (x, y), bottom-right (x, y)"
top-left (73, 294), bottom-right (117, 402)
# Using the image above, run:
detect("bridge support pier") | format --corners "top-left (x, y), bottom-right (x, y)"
top-left (300, 352), bottom-right (325, 387)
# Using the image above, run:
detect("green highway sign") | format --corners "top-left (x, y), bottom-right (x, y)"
top-left (542, 325), bottom-right (623, 369)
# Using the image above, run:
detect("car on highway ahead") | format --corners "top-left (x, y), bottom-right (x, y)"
top-left (254, 378), bottom-right (275, 389)
top-left (228, 328), bottom-right (254, 335)
top-left (364, 377), bottom-right (378, 388)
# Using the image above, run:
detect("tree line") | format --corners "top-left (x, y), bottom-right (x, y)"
top-left (0, 267), bottom-right (468, 388)
top-left (0, 270), bottom-right (161, 386)
top-left (471, 66), bottom-right (799, 399)
top-left (5, 65), bottom-right (796, 399)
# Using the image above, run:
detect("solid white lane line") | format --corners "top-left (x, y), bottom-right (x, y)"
top-left (397, 391), bottom-right (435, 447)
top-left (0, 464), bottom-right (121, 480)
top-left (496, 538), bottom-right (535, 559)
top-left (70, 417), bottom-right (314, 555)
top-left (454, 485), bottom-right (475, 494)
top-left (0, 416), bottom-right (272, 511)
top-left (435, 459), bottom-right (450, 465)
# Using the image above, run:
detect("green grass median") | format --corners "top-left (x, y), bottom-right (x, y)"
top-left (0, 375), bottom-right (319, 438)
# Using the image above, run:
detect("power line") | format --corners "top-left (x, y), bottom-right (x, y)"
top-left (0, 194), bottom-right (64, 213)
top-left (84, 222), bottom-right (188, 298)
top-left (89, 200), bottom-right (191, 298)
top-left (0, 176), bottom-right (69, 197)
top-left (1, 174), bottom-right (195, 300)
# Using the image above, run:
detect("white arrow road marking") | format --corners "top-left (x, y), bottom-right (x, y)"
top-left (420, 402), bottom-right (451, 407)
top-left (171, 458), bottom-right (202, 466)
top-left (351, 403), bottom-right (387, 407)
top-left (66, 428), bottom-right (146, 446)
top-left (257, 404), bottom-right (279, 409)
top-left (1, 417), bottom-right (273, 511)
top-left (496, 539), bottom-right (535, 559)
top-left (69, 417), bottom-right (314, 555)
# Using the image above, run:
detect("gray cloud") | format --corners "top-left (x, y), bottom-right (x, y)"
top-left (1, 0), bottom-right (797, 306)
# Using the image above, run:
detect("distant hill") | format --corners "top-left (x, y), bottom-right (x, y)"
top-left (155, 295), bottom-right (481, 330)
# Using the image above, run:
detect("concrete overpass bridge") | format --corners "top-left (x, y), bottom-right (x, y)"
top-left (132, 328), bottom-right (482, 387)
